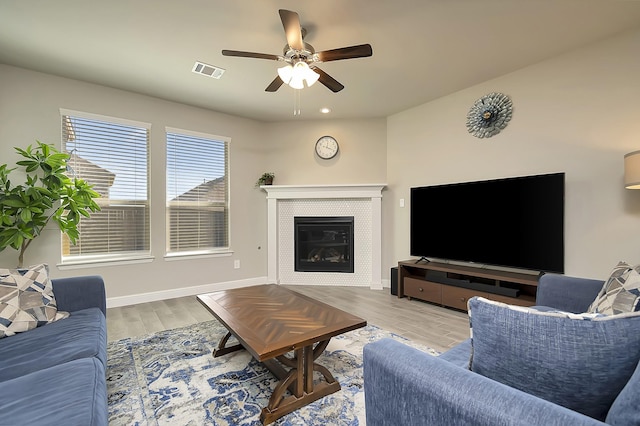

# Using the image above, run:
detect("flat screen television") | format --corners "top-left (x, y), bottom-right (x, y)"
top-left (410, 172), bottom-right (565, 273)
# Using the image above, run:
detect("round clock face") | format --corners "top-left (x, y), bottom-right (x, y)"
top-left (315, 136), bottom-right (339, 159)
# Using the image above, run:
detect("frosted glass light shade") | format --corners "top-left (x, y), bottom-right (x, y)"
top-left (277, 62), bottom-right (319, 89)
top-left (277, 65), bottom-right (294, 84)
top-left (624, 150), bottom-right (640, 189)
top-left (298, 62), bottom-right (319, 86)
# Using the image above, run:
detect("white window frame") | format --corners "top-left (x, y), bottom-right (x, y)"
top-left (165, 127), bottom-right (231, 259)
top-left (58, 109), bottom-right (152, 267)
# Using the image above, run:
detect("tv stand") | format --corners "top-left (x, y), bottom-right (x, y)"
top-left (414, 256), bottom-right (430, 264)
top-left (397, 260), bottom-right (539, 311)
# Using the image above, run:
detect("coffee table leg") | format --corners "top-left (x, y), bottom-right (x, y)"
top-left (212, 331), bottom-right (243, 357)
top-left (260, 339), bottom-right (341, 425)
top-left (310, 339), bottom-right (339, 386)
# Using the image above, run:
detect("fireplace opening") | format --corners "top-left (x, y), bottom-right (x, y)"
top-left (294, 216), bottom-right (354, 273)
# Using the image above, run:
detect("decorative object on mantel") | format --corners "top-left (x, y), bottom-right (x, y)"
top-left (624, 150), bottom-right (640, 189)
top-left (466, 92), bottom-right (513, 138)
top-left (0, 141), bottom-right (101, 267)
top-left (255, 172), bottom-right (275, 187)
top-left (315, 135), bottom-right (339, 160)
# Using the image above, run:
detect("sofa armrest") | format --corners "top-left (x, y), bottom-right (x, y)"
top-left (536, 274), bottom-right (603, 313)
top-left (363, 339), bottom-right (606, 426)
top-left (52, 276), bottom-right (106, 316)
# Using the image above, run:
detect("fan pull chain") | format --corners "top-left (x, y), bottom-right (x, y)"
top-left (293, 89), bottom-right (301, 116)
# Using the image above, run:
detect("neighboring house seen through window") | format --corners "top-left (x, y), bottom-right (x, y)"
top-left (61, 110), bottom-right (150, 263)
top-left (166, 128), bottom-right (230, 255)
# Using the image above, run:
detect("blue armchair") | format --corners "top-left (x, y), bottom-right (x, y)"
top-left (363, 274), bottom-right (640, 426)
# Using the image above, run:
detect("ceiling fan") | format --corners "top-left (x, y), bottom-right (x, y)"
top-left (222, 9), bottom-right (373, 93)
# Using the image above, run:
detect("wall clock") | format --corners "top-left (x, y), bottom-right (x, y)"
top-left (315, 135), bottom-right (339, 159)
top-left (466, 92), bottom-right (513, 138)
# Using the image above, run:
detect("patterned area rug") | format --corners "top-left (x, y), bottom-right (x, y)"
top-left (107, 319), bottom-right (438, 425)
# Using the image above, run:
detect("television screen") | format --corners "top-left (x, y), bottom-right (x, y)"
top-left (410, 172), bottom-right (564, 273)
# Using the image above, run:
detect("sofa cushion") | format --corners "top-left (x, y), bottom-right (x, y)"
top-left (468, 296), bottom-right (640, 421)
top-left (588, 261), bottom-right (640, 315)
top-left (0, 307), bottom-right (106, 382)
top-left (0, 357), bottom-right (107, 426)
top-left (0, 264), bottom-right (69, 338)
top-left (606, 358), bottom-right (640, 426)
top-left (439, 338), bottom-right (472, 368)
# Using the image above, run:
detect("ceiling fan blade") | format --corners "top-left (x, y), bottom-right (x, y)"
top-left (316, 44), bottom-right (373, 62)
top-left (279, 9), bottom-right (304, 51)
top-left (222, 50), bottom-right (280, 61)
top-left (265, 76), bottom-right (284, 92)
top-left (313, 67), bottom-right (345, 93)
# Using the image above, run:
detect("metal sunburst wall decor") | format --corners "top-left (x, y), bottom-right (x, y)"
top-left (466, 92), bottom-right (513, 138)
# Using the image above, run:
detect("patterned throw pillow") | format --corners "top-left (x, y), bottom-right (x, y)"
top-left (0, 264), bottom-right (69, 338)
top-left (588, 261), bottom-right (640, 315)
top-left (468, 296), bottom-right (640, 421)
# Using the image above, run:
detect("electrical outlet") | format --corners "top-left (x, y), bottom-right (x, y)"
top-left (234, 260), bottom-right (240, 269)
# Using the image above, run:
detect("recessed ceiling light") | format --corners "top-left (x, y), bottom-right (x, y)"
top-left (320, 107), bottom-right (331, 114)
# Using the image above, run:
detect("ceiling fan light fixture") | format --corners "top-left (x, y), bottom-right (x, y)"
top-left (299, 62), bottom-right (320, 86)
top-left (278, 61), bottom-right (319, 89)
top-left (289, 75), bottom-right (305, 90)
top-left (277, 64), bottom-right (294, 83)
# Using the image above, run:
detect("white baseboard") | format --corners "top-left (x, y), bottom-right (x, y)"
top-left (106, 275), bottom-right (390, 308)
top-left (106, 276), bottom-right (268, 308)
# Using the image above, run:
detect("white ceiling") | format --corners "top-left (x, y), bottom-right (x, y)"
top-left (2, 0), bottom-right (640, 122)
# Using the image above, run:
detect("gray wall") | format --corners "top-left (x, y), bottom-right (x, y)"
top-left (261, 118), bottom-right (387, 186)
top-left (385, 28), bottom-right (640, 280)
top-left (0, 64), bottom-right (387, 304)
top-left (0, 65), bottom-right (268, 301)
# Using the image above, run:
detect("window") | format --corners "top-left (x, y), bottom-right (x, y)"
top-left (166, 128), bottom-right (230, 255)
top-left (61, 110), bottom-right (150, 262)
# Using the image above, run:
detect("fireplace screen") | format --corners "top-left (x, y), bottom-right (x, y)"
top-left (294, 216), bottom-right (354, 273)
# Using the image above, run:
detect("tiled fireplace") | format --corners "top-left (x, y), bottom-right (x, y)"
top-left (263, 184), bottom-right (385, 288)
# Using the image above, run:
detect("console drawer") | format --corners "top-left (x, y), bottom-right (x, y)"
top-left (441, 286), bottom-right (481, 311)
top-left (404, 277), bottom-right (441, 304)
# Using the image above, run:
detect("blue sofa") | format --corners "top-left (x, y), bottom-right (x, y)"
top-left (364, 274), bottom-right (640, 425)
top-left (0, 275), bottom-right (108, 425)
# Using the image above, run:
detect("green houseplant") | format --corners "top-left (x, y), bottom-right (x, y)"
top-left (0, 141), bottom-right (101, 267)
top-left (255, 172), bottom-right (275, 187)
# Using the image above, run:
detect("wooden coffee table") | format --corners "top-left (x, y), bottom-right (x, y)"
top-left (197, 284), bottom-right (367, 424)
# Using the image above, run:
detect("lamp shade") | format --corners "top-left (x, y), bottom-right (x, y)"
top-left (624, 150), bottom-right (640, 189)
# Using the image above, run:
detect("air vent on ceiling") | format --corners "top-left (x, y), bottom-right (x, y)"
top-left (192, 61), bottom-right (225, 79)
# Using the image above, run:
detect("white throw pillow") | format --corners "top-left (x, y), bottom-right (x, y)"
top-left (588, 261), bottom-right (640, 315)
top-left (0, 264), bottom-right (69, 338)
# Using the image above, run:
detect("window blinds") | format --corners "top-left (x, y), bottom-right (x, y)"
top-left (166, 129), bottom-right (229, 254)
top-left (61, 112), bottom-right (150, 260)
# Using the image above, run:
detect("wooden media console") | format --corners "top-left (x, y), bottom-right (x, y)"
top-left (397, 260), bottom-right (539, 311)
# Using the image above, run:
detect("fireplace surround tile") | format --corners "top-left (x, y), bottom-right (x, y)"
top-left (262, 184), bottom-right (385, 289)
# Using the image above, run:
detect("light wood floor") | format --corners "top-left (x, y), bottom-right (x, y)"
top-left (106, 285), bottom-right (470, 353)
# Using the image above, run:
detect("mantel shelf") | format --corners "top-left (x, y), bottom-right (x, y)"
top-left (262, 184), bottom-right (386, 200)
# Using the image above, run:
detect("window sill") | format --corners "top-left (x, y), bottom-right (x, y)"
top-left (57, 255), bottom-right (155, 270)
top-left (164, 250), bottom-right (233, 261)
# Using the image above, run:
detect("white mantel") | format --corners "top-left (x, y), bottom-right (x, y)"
top-left (263, 184), bottom-right (386, 289)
